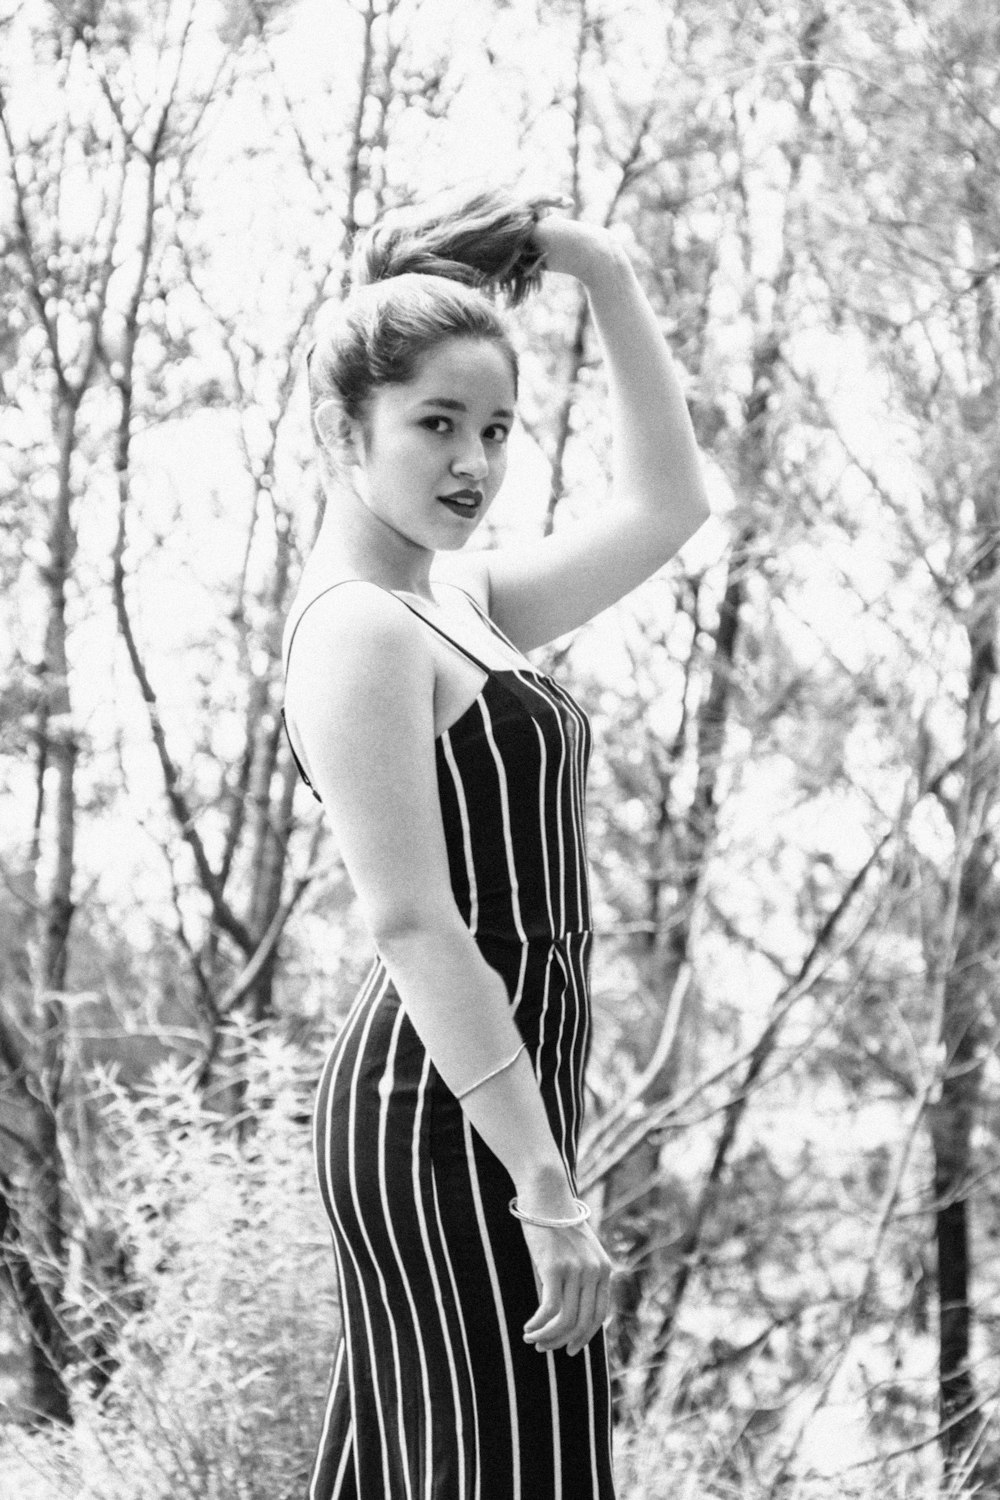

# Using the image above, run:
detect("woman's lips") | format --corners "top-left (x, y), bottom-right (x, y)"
top-left (437, 489), bottom-right (483, 517)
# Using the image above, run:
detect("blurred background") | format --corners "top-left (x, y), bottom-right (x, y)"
top-left (0, 0), bottom-right (998, 1495)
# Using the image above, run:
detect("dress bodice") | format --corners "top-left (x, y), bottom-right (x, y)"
top-left (282, 579), bottom-right (592, 943)
top-left (435, 665), bottom-right (591, 943)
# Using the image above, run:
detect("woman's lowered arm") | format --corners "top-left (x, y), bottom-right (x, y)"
top-left (284, 585), bottom-right (611, 1354)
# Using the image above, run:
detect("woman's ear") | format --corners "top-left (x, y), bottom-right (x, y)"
top-left (314, 401), bottom-right (368, 471)
top-left (312, 398), bottom-right (342, 452)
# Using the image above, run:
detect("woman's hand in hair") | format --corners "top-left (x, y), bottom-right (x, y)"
top-left (532, 213), bottom-right (628, 288)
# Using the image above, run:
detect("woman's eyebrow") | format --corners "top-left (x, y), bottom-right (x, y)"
top-left (417, 397), bottom-right (515, 420)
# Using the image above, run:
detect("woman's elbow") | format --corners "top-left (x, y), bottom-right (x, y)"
top-left (368, 898), bottom-right (465, 959)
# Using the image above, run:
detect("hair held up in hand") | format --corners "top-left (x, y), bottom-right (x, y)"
top-left (351, 188), bottom-right (554, 306)
top-left (309, 189), bottom-right (556, 469)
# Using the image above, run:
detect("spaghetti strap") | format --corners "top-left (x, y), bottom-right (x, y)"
top-left (283, 577), bottom-right (494, 680)
top-left (281, 578), bottom-right (494, 803)
top-left (456, 586), bottom-right (525, 657)
top-left (280, 707), bottom-right (321, 802)
top-left (388, 593), bottom-right (494, 675)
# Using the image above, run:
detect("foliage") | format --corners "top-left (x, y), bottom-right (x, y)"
top-left (0, 1031), bottom-right (956, 1498)
top-left (4, 1031), bottom-right (336, 1500)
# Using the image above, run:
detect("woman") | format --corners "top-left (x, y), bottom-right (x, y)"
top-left (282, 191), bottom-right (709, 1500)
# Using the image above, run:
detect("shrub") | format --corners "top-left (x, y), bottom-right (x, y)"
top-left (5, 1029), bottom-right (338, 1500)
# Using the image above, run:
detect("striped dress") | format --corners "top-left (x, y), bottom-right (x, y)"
top-left (284, 582), bottom-right (615, 1500)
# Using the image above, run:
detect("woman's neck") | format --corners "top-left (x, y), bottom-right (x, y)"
top-left (309, 489), bottom-right (436, 600)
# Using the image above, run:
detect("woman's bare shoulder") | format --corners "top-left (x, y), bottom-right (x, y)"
top-left (284, 577), bottom-right (428, 689)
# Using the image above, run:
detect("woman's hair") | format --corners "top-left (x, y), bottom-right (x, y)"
top-left (308, 189), bottom-right (552, 466)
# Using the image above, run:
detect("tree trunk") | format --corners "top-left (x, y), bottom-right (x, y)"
top-left (930, 825), bottom-right (994, 1486)
top-left (19, 389), bottom-right (81, 1425)
top-left (609, 10), bottom-right (827, 1419)
top-left (929, 510), bottom-right (999, 1486)
top-left (925, 136), bottom-right (1000, 1486)
top-left (0, 1176), bottom-right (71, 1426)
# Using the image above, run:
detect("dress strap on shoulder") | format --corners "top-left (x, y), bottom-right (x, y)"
top-left (281, 579), bottom-right (496, 804)
top-left (391, 593), bottom-right (493, 674)
top-left (281, 580), bottom-right (380, 806)
top-left (457, 588), bottom-right (524, 657)
top-left (284, 577), bottom-right (494, 680)
top-left (435, 579), bottom-right (484, 610)
top-left (280, 706), bottom-right (322, 803)
top-left (282, 580), bottom-right (360, 680)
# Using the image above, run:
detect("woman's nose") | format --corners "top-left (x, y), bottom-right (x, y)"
top-left (452, 438), bottom-right (489, 480)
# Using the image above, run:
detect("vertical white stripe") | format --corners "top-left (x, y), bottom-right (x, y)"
top-left (584, 1343), bottom-right (600, 1497)
top-left (535, 943), bottom-right (555, 1098)
top-left (605, 1335), bottom-right (615, 1486)
top-left (479, 696), bottom-right (528, 944)
top-left (532, 718), bottom-right (556, 935)
top-left (561, 936), bottom-right (588, 1158)
top-left (570, 686), bottom-right (591, 927)
top-left (546, 1351), bottom-right (562, 1498)
top-left (577, 933), bottom-right (595, 1143)
top-left (545, 682), bottom-right (569, 936)
top-left (308, 1339), bottom-right (345, 1500)
top-left (430, 1170), bottom-right (483, 1500)
top-left (326, 1350), bottom-right (353, 1500)
top-left (550, 677), bottom-right (590, 930)
top-left (330, 1234), bottom-right (358, 1499)
top-left (543, 674), bottom-right (586, 926)
top-left (410, 1053), bottom-right (470, 1499)
top-left (441, 730), bottom-right (479, 935)
top-left (318, 974), bottom-right (395, 1497)
top-left (509, 941), bottom-right (529, 1017)
top-left (312, 959), bottom-right (380, 1206)
top-left (549, 944), bottom-right (572, 1165)
top-left (374, 1009), bottom-right (433, 1500)
top-left (513, 671), bottom-right (567, 935)
top-left (463, 1120), bottom-right (521, 1498)
top-left (330, 1434), bottom-right (353, 1500)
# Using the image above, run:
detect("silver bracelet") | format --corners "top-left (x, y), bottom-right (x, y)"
top-left (508, 1196), bottom-right (592, 1230)
top-left (455, 1041), bottom-right (527, 1101)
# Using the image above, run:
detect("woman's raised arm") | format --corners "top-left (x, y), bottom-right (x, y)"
top-left (479, 217), bottom-right (710, 650)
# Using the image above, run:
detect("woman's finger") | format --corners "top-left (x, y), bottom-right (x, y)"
top-left (520, 1223), bottom-right (613, 1352)
top-left (529, 1270), bottom-right (582, 1352)
top-left (525, 1282), bottom-right (577, 1347)
top-left (566, 1273), bottom-right (599, 1357)
top-left (523, 1237), bottom-right (582, 1350)
top-left (523, 1265), bottom-right (564, 1338)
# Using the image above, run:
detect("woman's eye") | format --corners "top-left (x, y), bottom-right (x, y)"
top-left (485, 424), bottom-right (510, 444)
top-left (422, 416), bottom-right (452, 434)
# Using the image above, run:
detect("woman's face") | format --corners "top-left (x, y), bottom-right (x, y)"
top-left (350, 337), bottom-right (517, 552)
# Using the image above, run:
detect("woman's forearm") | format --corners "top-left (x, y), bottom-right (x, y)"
top-left (375, 918), bottom-right (577, 1213)
top-left (583, 246), bottom-right (709, 533)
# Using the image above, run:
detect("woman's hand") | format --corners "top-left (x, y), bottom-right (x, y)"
top-left (531, 212), bottom-right (628, 288)
top-left (520, 1218), bottom-right (614, 1358)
